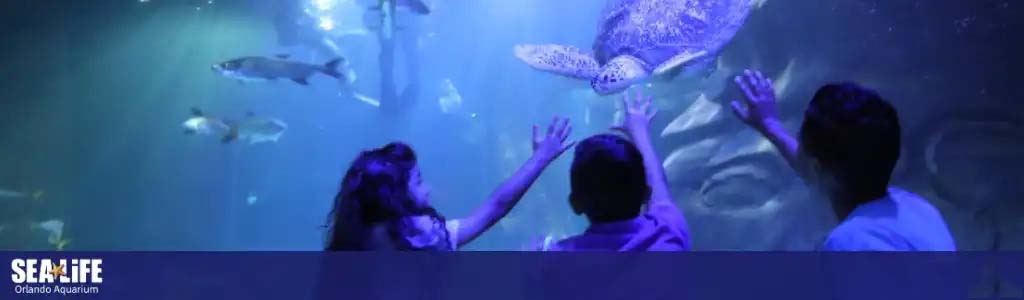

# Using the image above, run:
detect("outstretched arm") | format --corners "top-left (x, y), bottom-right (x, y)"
top-left (731, 70), bottom-right (802, 176)
top-left (611, 90), bottom-right (672, 207)
top-left (611, 90), bottom-right (688, 241)
top-left (452, 117), bottom-right (575, 248)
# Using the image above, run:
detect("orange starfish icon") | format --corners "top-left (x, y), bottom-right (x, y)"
top-left (49, 264), bottom-right (66, 278)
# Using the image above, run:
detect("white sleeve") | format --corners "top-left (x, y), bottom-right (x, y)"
top-left (445, 219), bottom-right (461, 250)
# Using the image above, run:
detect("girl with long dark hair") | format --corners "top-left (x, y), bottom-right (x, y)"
top-left (326, 117), bottom-right (575, 250)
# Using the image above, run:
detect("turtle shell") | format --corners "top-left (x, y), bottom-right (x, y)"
top-left (592, 0), bottom-right (753, 71)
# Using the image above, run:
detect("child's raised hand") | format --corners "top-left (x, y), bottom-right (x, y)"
top-left (611, 89), bottom-right (657, 140)
top-left (532, 116), bottom-right (575, 163)
top-left (731, 69), bottom-right (781, 130)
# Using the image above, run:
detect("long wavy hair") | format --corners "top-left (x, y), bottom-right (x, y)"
top-left (324, 143), bottom-right (450, 251)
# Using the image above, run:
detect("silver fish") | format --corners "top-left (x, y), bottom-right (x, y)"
top-left (183, 108), bottom-right (287, 145)
top-left (0, 188), bottom-right (43, 200)
top-left (212, 55), bottom-right (346, 86)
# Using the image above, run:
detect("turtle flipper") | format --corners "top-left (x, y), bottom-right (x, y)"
top-left (652, 50), bottom-right (708, 79)
top-left (591, 55), bottom-right (649, 95)
top-left (513, 44), bottom-right (600, 80)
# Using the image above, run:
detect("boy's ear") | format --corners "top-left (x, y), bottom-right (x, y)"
top-left (569, 193), bottom-right (584, 216)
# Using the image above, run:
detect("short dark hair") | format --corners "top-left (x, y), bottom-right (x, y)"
top-left (799, 83), bottom-right (901, 203)
top-left (570, 134), bottom-right (650, 223)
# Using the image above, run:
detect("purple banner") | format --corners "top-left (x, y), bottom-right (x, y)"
top-left (1, 252), bottom-right (1021, 300)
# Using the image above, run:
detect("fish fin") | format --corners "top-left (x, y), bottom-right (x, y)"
top-left (274, 53), bottom-right (290, 59)
top-left (190, 107), bottom-right (203, 116)
top-left (292, 77), bottom-right (310, 86)
top-left (322, 58), bottom-right (344, 79)
top-left (222, 126), bottom-right (239, 144)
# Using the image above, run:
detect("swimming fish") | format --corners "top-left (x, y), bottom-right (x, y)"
top-left (183, 108), bottom-right (288, 145)
top-left (32, 219), bottom-right (69, 250)
top-left (246, 192), bottom-right (258, 205)
top-left (225, 115), bottom-right (288, 145)
top-left (182, 108), bottom-right (230, 136)
top-left (0, 189), bottom-right (44, 200)
top-left (438, 78), bottom-right (463, 114)
top-left (211, 55), bottom-right (346, 86)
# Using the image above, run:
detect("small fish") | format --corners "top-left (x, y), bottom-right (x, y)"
top-left (212, 55), bottom-right (346, 86)
top-left (0, 188), bottom-right (44, 200)
top-left (182, 108), bottom-right (231, 136)
top-left (438, 78), bottom-right (463, 114)
top-left (183, 109), bottom-right (288, 145)
top-left (225, 114), bottom-right (288, 145)
top-left (33, 219), bottom-right (63, 236)
top-left (246, 192), bottom-right (258, 205)
top-left (32, 219), bottom-right (68, 250)
top-left (0, 189), bottom-right (26, 198)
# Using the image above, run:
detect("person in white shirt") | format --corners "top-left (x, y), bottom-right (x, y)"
top-left (730, 70), bottom-right (955, 251)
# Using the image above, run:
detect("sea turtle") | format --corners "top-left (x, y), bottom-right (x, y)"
top-left (514, 0), bottom-right (754, 95)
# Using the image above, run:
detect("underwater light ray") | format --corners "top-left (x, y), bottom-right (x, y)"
top-left (318, 16), bottom-right (335, 31)
top-left (314, 0), bottom-right (336, 11)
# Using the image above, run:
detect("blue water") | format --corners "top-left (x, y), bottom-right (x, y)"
top-left (0, 0), bottom-right (1021, 251)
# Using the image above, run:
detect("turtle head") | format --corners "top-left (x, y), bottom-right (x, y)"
top-left (591, 55), bottom-right (650, 95)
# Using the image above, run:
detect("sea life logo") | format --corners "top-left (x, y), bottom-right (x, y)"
top-left (10, 258), bottom-right (102, 295)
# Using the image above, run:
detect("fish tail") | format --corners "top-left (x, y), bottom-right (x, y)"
top-left (322, 58), bottom-right (345, 79)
